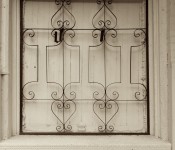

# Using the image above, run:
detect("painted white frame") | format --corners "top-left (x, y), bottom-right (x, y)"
top-left (0, 0), bottom-right (174, 149)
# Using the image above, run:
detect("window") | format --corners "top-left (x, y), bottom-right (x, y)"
top-left (0, 0), bottom-right (172, 149)
top-left (21, 0), bottom-right (149, 134)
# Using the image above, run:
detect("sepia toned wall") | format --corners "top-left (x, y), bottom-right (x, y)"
top-left (169, 0), bottom-right (175, 149)
top-left (0, 0), bottom-right (2, 141)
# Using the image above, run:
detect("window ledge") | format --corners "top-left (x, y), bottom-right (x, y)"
top-left (0, 135), bottom-right (171, 150)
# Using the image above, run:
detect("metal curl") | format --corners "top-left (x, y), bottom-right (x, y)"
top-left (55, 0), bottom-right (71, 6)
top-left (134, 30), bottom-right (142, 38)
top-left (26, 91), bottom-right (35, 100)
top-left (28, 30), bottom-right (35, 37)
top-left (67, 29), bottom-right (75, 38)
top-left (107, 125), bottom-right (114, 132)
top-left (22, 81), bottom-right (37, 100)
top-left (55, 0), bottom-right (61, 5)
top-left (97, 0), bottom-right (103, 4)
top-left (105, 20), bottom-right (112, 27)
top-left (98, 20), bottom-right (105, 27)
top-left (66, 124), bottom-right (72, 131)
top-left (99, 101), bottom-right (105, 109)
top-left (93, 90), bottom-right (105, 100)
top-left (51, 29), bottom-right (58, 37)
top-left (57, 101), bottom-right (63, 109)
top-left (135, 92), bottom-right (141, 100)
top-left (98, 125), bottom-right (105, 132)
top-left (23, 29), bottom-right (35, 39)
top-left (23, 29), bottom-right (38, 46)
top-left (134, 29), bottom-right (146, 45)
top-left (106, 90), bottom-right (119, 101)
top-left (134, 29), bottom-right (146, 39)
top-left (63, 20), bottom-right (70, 28)
top-left (106, 103), bottom-right (112, 109)
top-left (134, 84), bottom-right (147, 100)
top-left (107, 0), bottom-right (112, 4)
top-left (65, 0), bottom-right (71, 5)
top-left (51, 91), bottom-right (63, 100)
top-left (64, 83), bottom-right (77, 100)
top-left (57, 20), bottom-right (64, 28)
top-left (90, 82), bottom-right (106, 100)
top-left (105, 29), bottom-right (117, 39)
top-left (112, 91), bottom-right (119, 99)
top-left (64, 102), bottom-right (70, 109)
top-left (93, 91), bottom-right (99, 98)
top-left (70, 91), bottom-right (76, 99)
top-left (56, 125), bottom-right (63, 132)
top-left (105, 82), bottom-right (120, 100)
top-left (92, 29), bottom-right (101, 38)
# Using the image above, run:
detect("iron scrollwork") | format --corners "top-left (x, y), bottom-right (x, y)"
top-left (130, 29), bottom-right (147, 101)
top-left (51, 0), bottom-right (76, 43)
top-left (89, 0), bottom-right (147, 133)
top-left (50, 30), bottom-right (80, 132)
top-left (50, 1), bottom-right (79, 132)
top-left (90, 0), bottom-right (120, 133)
top-left (22, 0), bottom-right (148, 134)
top-left (22, 0), bottom-right (79, 133)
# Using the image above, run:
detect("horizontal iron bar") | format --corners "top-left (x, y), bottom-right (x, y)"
top-left (20, 132), bottom-right (149, 135)
top-left (23, 28), bottom-right (146, 31)
top-left (23, 98), bottom-right (147, 101)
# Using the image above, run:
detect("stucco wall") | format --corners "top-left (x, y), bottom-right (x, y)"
top-left (169, 0), bottom-right (175, 149)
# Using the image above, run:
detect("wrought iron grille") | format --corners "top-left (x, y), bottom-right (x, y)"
top-left (20, 0), bottom-right (149, 134)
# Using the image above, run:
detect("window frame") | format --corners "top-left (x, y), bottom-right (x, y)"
top-left (20, 0), bottom-right (150, 135)
top-left (0, 0), bottom-right (173, 149)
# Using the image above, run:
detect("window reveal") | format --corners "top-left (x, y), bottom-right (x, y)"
top-left (21, 0), bottom-right (149, 134)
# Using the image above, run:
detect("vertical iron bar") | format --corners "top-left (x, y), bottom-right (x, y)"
top-left (20, 0), bottom-right (24, 134)
top-left (146, 0), bottom-right (150, 134)
top-left (104, 0), bottom-right (107, 132)
top-left (62, 2), bottom-right (65, 131)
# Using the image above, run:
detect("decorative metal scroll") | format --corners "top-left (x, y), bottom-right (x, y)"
top-left (22, 0), bottom-right (148, 134)
top-left (89, 0), bottom-right (147, 133)
top-left (22, 0), bottom-right (79, 132)
top-left (89, 1), bottom-right (118, 132)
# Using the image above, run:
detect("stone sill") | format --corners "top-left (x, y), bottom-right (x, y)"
top-left (0, 135), bottom-right (171, 150)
